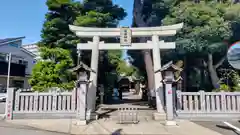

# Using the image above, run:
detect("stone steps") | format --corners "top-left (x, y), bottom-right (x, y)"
top-left (97, 109), bottom-right (166, 122)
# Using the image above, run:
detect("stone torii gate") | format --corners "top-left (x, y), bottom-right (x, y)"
top-left (69, 23), bottom-right (183, 119)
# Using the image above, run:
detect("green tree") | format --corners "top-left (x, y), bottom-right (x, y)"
top-left (162, 1), bottom-right (240, 89)
top-left (39, 0), bottom-right (82, 63)
top-left (29, 47), bottom-right (74, 91)
top-left (74, 0), bottom-right (129, 89)
top-left (31, 0), bottom-right (128, 91)
top-left (30, 0), bottom-right (82, 91)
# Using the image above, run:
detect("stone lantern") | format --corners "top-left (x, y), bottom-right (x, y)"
top-left (70, 62), bottom-right (95, 125)
top-left (156, 61), bottom-right (183, 126)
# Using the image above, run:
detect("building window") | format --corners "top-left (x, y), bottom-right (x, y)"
top-left (18, 60), bottom-right (28, 67)
top-left (8, 43), bottom-right (19, 48)
top-left (0, 53), bottom-right (7, 62)
top-left (19, 60), bottom-right (23, 64)
top-left (0, 56), bottom-right (5, 61)
top-left (23, 61), bottom-right (28, 67)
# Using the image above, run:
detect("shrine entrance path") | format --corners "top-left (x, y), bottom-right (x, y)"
top-left (99, 91), bottom-right (151, 109)
top-left (96, 91), bottom-right (156, 121)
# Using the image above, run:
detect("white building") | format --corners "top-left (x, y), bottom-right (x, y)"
top-left (22, 43), bottom-right (40, 60)
top-left (0, 37), bottom-right (36, 89)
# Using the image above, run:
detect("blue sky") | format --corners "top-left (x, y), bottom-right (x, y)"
top-left (0, 0), bottom-right (133, 44)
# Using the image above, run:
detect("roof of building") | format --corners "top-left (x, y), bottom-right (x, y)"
top-left (0, 37), bottom-right (36, 57)
top-left (156, 61), bottom-right (183, 73)
top-left (22, 43), bottom-right (39, 47)
top-left (20, 47), bottom-right (37, 57)
top-left (0, 37), bottom-right (25, 45)
top-left (69, 62), bottom-right (95, 73)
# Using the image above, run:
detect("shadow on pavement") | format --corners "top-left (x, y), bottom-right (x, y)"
top-left (0, 122), bottom-right (68, 135)
top-left (194, 121), bottom-right (240, 135)
top-left (111, 128), bottom-right (123, 135)
top-left (98, 109), bottom-right (117, 119)
top-left (216, 124), bottom-right (240, 135)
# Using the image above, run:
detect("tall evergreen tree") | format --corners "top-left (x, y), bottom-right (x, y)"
top-left (39, 0), bottom-right (82, 62)
top-left (30, 0), bottom-right (82, 91)
top-left (74, 0), bottom-right (128, 88)
top-left (30, 0), bottom-right (130, 91)
top-left (162, 1), bottom-right (240, 89)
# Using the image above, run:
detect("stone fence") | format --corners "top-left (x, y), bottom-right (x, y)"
top-left (175, 90), bottom-right (240, 120)
top-left (5, 88), bottom-right (77, 120)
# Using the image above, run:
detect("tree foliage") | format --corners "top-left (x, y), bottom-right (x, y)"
top-left (29, 47), bottom-right (74, 91)
top-left (73, 0), bottom-right (135, 90)
top-left (30, 0), bottom-right (132, 91)
top-left (162, 1), bottom-right (240, 89)
top-left (163, 1), bottom-right (231, 53)
top-left (130, 0), bottom-right (240, 91)
top-left (40, 0), bottom-right (81, 49)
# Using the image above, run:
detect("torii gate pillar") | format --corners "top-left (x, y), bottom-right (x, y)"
top-left (86, 36), bottom-right (100, 119)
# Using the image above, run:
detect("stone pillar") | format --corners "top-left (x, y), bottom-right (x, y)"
top-left (87, 36), bottom-right (100, 119)
top-left (5, 88), bottom-right (14, 120)
top-left (164, 71), bottom-right (177, 126)
top-left (76, 80), bottom-right (88, 125)
top-left (152, 35), bottom-right (165, 113)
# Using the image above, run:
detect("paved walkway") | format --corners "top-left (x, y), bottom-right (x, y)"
top-left (0, 102), bottom-right (5, 114)
top-left (6, 119), bottom-right (224, 135)
top-left (0, 121), bottom-right (65, 135)
top-left (194, 121), bottom-right (240, 135)
top-left (99, 91), bottom-right (149, 109)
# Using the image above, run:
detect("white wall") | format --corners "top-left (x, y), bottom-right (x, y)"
top-left (0, 40), bottom-right (36, 75)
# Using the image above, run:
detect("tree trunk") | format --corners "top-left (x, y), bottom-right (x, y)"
top-left (183, 56), bottom-right (187, 92)
top-left (142, 50), bottom-right (155, 93)
top-left (133, 0), bottom-right (155, 105)
top-left (133, 0), bottom-right (155, 92)
top-left (207, 53), bottom-right (220, 89)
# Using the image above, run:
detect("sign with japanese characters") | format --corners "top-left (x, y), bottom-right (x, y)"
top-left (120, 27), bottom-right (132, 46)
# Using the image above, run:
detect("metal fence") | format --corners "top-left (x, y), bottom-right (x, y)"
top-left (175, 90), bottom-right (240, 120)
top-left (6, 88), bottom-right (77, 119)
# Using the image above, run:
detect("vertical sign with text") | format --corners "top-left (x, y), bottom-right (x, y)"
top-left (120, 27), bottom-right (132, 47)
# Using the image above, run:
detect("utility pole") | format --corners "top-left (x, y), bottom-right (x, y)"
top-left (6, 53), bottom-right (11, 89)
top-left (5, 53), bottom-right (11, 118)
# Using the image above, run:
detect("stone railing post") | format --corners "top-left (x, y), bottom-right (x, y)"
top-left (163, 74), bottom-right (176, 126)
top-left (76, 79), bottom-right (89, 125)
top-left (5, 88), bottom-right (14, 120)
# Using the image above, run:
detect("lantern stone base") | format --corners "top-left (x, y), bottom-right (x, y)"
top-left (165, 120), bottom-right (177, 126)
top-left (153, 112), bottom-right (166, 121)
